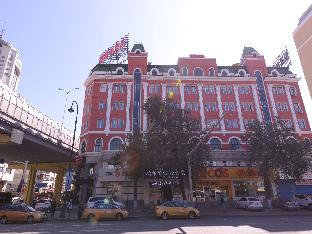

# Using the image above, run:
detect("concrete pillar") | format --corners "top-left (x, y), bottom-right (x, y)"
top-left (25, 166), bottom-right (37, 205)
top-left (54, 167), bottom-right (65, 206)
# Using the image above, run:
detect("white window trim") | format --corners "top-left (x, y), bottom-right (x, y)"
top-left (167, 68), bottom-right (176, 76)
top-left (220, 69), bottom-right (230, 76)
top-left (150, 68), bottom-right (160, 76)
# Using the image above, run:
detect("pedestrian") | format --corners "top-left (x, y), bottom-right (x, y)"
top-left (220, 195), bottom-right (227, 212)
top-left (66, 199), bottom-right (73, 218)
top-left (50, 200), bottom-right (56, 218)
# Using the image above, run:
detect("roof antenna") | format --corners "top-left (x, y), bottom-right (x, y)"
top-left (0, 21), bottom-right (7, 40)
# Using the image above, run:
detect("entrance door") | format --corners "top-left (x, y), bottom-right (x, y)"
top-left (162, 185), bottom-right (173, 201)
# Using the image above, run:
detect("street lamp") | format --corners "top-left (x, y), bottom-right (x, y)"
top-left (66, 101), bottom-right (79, 192)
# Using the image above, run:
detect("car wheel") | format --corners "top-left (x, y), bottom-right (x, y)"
top-left (87, 214), bottom-right (96, 223)
top-left (43, 213), bottom-right (48, 221)
top-left (27, 216), bottom-right (34, 224)
top-left (116, 213), bottom-right (123, 221)
top-left (0, 216), bottom-right (7, 224)
top-left (161, 212), bottom-right (168, 220)
top-left (188, 211), bottom-right (196, 219)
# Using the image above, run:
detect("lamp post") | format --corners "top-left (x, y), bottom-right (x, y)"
top-left (66, 101), bottom-right (79, 192)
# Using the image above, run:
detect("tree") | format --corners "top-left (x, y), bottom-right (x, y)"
top-left (112, 133), bottom-right (148, 209)
top-left (244, 120), bottom-right (311, 201)
top-left (144, 96), bottom-right (209, 200)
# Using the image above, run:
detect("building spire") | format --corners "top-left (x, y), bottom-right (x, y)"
top-left (0, 21), bottom-right (7, 40)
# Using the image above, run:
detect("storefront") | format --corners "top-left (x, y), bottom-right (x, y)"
top-left (194, 167), bottom-right (264, 201)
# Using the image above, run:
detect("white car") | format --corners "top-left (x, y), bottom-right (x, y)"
top-left (35, 199), bottom-right (51, 211)
top-left (294, 194), bottom-right (312, 208)
top-left (237, 197), bottom-right (264, 210)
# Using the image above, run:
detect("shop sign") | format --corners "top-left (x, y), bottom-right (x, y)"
top-left (198, 167), bottom-right (259, 179)
top-left (295, 179), bottom-right (312, 185)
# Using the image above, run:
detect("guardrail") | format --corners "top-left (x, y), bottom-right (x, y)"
top-left (0, 82), bottom-right (79, 151)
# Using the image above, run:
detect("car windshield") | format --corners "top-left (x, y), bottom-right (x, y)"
top-left (248, 198), bottom-right (259, 201)
top-left (89, 197), bottom-right (105, 202)
top-left (27, 206), bottom-right (36, 212)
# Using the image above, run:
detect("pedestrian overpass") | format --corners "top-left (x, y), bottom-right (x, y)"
top-left (0, 82), bottom-right (79, 204)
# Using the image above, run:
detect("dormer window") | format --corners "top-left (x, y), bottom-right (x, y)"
top-left (193, 67), bottom-right (204, 76)
top-left (168, 68), bottom-right (176, 76)
top-left (151, 68), bottom-right (159, 76)
top-left (116, 67), bottom-right (124, 75)
top-left (252, 52), bottom-right (257, 57)
top-left (238, 70), bottom-right (246, 77)
top-left (182, 67), bottom-right (188, 76)
top-left (135, 49), bottom-right (141, 54)
top-left (221, 69), bottom-right (229, 77)
top-left (209, 67), bottom-right (215, 77)
top-left (271, 70), bottom-right (279, 77)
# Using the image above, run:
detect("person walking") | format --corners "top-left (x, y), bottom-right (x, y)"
top-left (50, 200), bottom-right (56, 218)
top-left (66, 199), bottom-right (73, 218)
top-left (220, 195), bottom-right (227, 213)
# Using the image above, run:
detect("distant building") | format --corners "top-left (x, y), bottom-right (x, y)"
top-left (80, 43), bottom-right (312, 205)
top-left (293, 4), bottom-right (312, 98)
top-left (0, 37), bottom-right (22, 91)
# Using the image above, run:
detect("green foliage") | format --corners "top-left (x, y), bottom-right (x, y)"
top-left (244, 119), bottom-right (311, 199)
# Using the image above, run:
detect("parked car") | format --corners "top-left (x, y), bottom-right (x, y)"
top-left (272, 198), bottom-right (300, 210)
top-left (94, 200), bottom-right (126, 209)
top-left (87, 196), bottom-right (124, 208)
top-left (236, 197), bottom-right (264, 210)
top-left (82, 202), bottom-right (128, 222)
top-left (155, 200), bottom-right (200, 220)
top-left (0, 204), bottom-right (47, 224)
top-left (293, 194), bottom-right (312, 208)
top-left (34, 199), bottom-right (51, 212)
top-left (12, 197), bottom-right (24, 204)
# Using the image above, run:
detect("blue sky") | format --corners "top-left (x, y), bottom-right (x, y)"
top-left (1, 0), bottom-right (311, 135)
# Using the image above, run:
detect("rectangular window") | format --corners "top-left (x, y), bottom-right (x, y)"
top-left (238, 86), bottom-right (251, 94)
top-left (192, 102), bottom-right (198, 111)
top-left (149, 84), bottom-right (155, 93)
top-left (119, 101), bottom-right (124, 110)
top-left (281, 119), bottom-right (293, 128)
top-left (118, 119), bottom-right (124, 128)
top-left (167, 86), bottom-right (178, 94)
top-left (293, 103), bottom-right (302, 113)
top-left (112, 84), bottom-right (126, 93)
top-left (206, 119), bottom-right (220, 128)
top-left (111, 119), bottom-right (118, 128)
top-left (99, 102), bottom-right (106, 110)
top-left (223, 102), bottom-right (235, 112)
top-left (276, 102), bottom-right (288, 112)
top-left (203, 86), bottom-right (215, 94)
top-left (186, 102), bottom-right (192, 111)
top-left (221, 86), bottom-right (233, 94)
top-left (185, 86), bottom-right (197, 94)
top-left (289, 87), bottom-right (297, 96)
top-left (273, 86), bottom-right (285, 95)
top-left (86, 87), bottom-right (92, 96)
top-left (100, 84), bottom-right (107, 93)
top-left (241, 102), bottom-right (254, 111)
top-left (204, 102), bottom-right (217, 112)
top-left (298, 119), bottom-right (306, 130)
top-left (112, 102), bottom-right (118, 111)
top-left (244, 119), bottom-right (256, 128)
top-left (225, 119), bottom-right (238, 129)
top-left (97, 119), bottom-right (105, 128)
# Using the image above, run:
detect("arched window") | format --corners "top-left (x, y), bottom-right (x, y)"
top-left (193, 67), bottom-right (204, 76)
top-left (80, 141), bottom-right (86, 154)
top-left (110, 138), bottom-right (123, 150)
top-left (151, 68), bottom-right (159, 76)
top-left (238, 70), bottom-right (245, 77)
top-left (168, 69), bottom-right (175, 76)
top-left (134, 68), bottom-right (141, 74)
top-left (182, 67), bottom-right (188, 76)
top-left (209, 68), bottom-right (215, 77)
top-left (94, 138), bottom-right (103, 152)
top-left (229, 138), bottom-right (241, 150)
top-left (210, 138), bottom-right (221, 150)
top-left (272, 71), bottom-right (278, 77)
top-left (221, 69), bottom-right (229, 77)
top-left (116, 68), bottom-right (124, 75)
top-left (135, 49), bottom-right (141, 54)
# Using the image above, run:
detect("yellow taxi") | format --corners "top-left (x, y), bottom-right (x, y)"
top-left (0, 204), bottom-right (47, 224)
top-left (155, 201), bottom-right (200, 220)
top-left (82, 202), bottom-right (128, 222)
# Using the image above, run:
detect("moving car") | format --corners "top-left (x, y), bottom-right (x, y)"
top-left (34, 199), bottom-right (51, 212)
top-left (0, 204), bottom-right (47, 224)
top-left (87, 196), bottom-right (124, 208)
top-left (293, 194), bottom-right (312, 208)
top-left (155, 200), bottom-right (200, 220)
top-left (236, 197), bottom-right (264, 210)
top-left (272, 198), bottom-right (300, 210)
top-left (82, 202), bottom-right (128, 221)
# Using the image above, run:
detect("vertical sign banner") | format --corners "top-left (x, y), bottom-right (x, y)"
top-left (99, 34), bottom-right (129, 64)
top-left (65, 169), bottom-right (72, 191)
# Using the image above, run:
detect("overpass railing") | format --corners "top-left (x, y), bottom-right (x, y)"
top-left (0, 82), bottom-right (79, 151)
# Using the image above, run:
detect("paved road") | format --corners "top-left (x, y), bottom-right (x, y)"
top-left (1, 215), bottom-right (312, 234)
